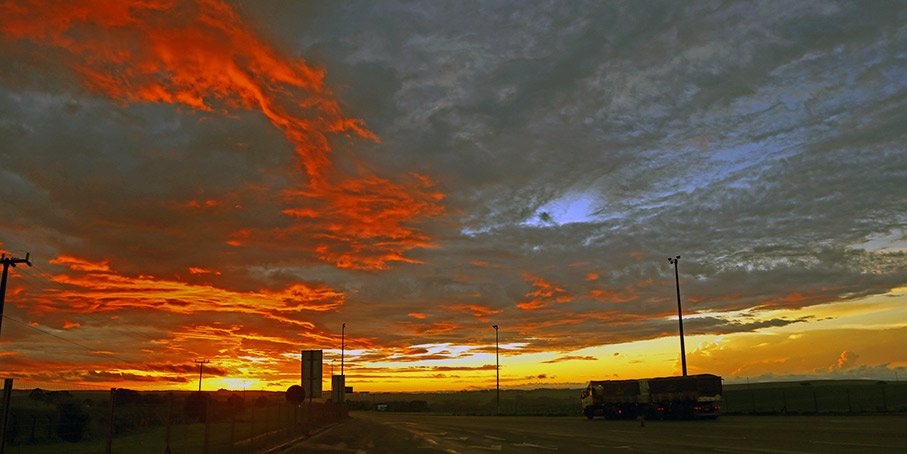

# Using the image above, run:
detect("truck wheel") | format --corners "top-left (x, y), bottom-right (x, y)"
top-left (584, 408), bottom-right (594, 420)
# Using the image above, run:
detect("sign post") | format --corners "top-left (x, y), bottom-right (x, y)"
top-left (300, 350), bottom-right (323, 404)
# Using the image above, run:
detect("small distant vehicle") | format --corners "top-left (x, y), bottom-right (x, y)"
top-left (581, 374), bottom-right (722, 419)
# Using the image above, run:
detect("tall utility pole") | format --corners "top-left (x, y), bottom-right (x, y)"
top-left (492, 324), bottom-right (499, 413)
top-left (668, 256), bottom-right (687, 376)
top-left (1, 253), bottom-right (32, 337)
top-left (341, 323), bottom-right (346, 376)
top-left (195, 359), bottom-right (210, 392)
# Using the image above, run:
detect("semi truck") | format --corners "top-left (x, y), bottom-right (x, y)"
top-left (581, 374), bottom-right (722, 419)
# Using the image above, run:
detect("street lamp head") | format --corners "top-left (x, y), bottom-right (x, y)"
top-left (492, 324), bottom-right (498, 330)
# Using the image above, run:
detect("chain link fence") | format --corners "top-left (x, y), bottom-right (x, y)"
top-left (722, 380), bottom-right (906, 415)
top-left (0, 379), bottom-right (346, 453)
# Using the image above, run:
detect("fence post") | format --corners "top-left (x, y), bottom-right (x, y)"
top-left (164, 392), bottom-right (173, 454)
top-left (881, 385), bottom-right (888, 412)
top-left (106, 388), bottom-right (116, 454)
top-left (264, 398), bottom-right (271, 445)
top-left (812, 389), bottom-right (818, 414)
top-left (846, 388), bottom-right (852, 413)
top-left (230, 404), bottom-right (236, 446)
top-left (249, 400), bottom-right (255, 447)
top-left (1, 378), bottom-right (13, 454)
top-left (203, 396), bottom-right (210, 454)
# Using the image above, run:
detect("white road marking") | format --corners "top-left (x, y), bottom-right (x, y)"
top-left (682, 434), bottom-right (747, 440)
top-left (810, 440), bottom-right (906, 449)
top-left (513, 442), bottom-right (559, 450)
top-left (484, 435), bottom-right (506, 441)
top-left (468, 445), bottom-right (502, 451)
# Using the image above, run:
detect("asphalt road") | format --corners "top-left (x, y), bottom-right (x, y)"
top-left (279, 412), bottom-right (907, 453)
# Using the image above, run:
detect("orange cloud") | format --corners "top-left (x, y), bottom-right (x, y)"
top-left (188, 266), bottom-right (220, 275)
top-left (50, 255), bottom-right (112, 273)
top-left (282, 173), bottom-right (446, 270)
top-left (758, 291), bottom-right (831, 309)
top-left (397, 321), bottom-right (462, 335)
top-left (588, 288), bottom-right (637, 303)
top-left (831, 350), bottom-right (859, 371)
top-left (0, 0), bottom-right (349, 180)
top-left (444, 304), bottom-right (502, 319)
top-left (41, 255), bottom-right (344, 327)
top-left (181, 199), bottom-right (221, 210)
top-left (516, 274), bottom-right (573, 310)
top-left (0, 0), bottom-right (444, 270)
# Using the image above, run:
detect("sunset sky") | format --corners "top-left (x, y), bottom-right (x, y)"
top-left (1, 0), bottom-right (905, 393)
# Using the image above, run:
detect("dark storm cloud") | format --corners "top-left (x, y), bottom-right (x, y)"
top-left (274, 0), bottom-right (907, 350)
top-left (1, 0), bottom-right (906, 377)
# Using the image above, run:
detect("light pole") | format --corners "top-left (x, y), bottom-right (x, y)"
top-left (492, 324), bottom-right (499, 413)
top-left (668, 255), bottom-right (687, 376)
top-left (341, 323), bottom-right (346, 376)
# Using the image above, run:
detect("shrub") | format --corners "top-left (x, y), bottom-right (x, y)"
top-left (183, 392), bottom-right (209, 422)
top-left (56, 401), bottom-right (90, 442)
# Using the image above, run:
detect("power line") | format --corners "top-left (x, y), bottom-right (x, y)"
top-left (11, 261), bottom-right (227, 371)
top-left (0, 266), bottom-right (150, 369)
top-left (13, 262), bottom-right (141, 331)
top-left (1, 314), bottom-right (136, 366)
top-left (2, 254), bottom-right (262, 389)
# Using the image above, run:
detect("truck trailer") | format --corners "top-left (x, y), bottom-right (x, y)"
top-left (581, 374), bottom-right (722, 419)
